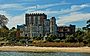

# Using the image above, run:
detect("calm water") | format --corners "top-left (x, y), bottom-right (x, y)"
top-left (0, 52), bottom-right (90, 56)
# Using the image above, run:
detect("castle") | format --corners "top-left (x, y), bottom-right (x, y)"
top-left (17, 13), bottom-right (75, 38)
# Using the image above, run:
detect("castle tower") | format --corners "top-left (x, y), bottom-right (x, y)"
top-left (25, 13), bottom-right (47, 37)
top-left (50, 17), bottom-right (57, 35)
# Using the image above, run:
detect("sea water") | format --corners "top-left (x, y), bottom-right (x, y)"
top-left (0, 52), bottom-right (90, 56)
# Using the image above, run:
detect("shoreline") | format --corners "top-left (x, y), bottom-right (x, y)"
top-left (0, 46), bottom-right (90, 53)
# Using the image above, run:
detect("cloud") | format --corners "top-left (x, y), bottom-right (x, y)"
top-left (59, 4), bottom-right (90, 14)
top-left (0, 2), bottom-right (89, 28)
top-left (0, 10), bottom-right (11, 18)
top-left (0, 10), bottom-right (25, 29)
top-left (56, 3), bottom-right (90, 26)
top-left (0, 1), bottom-right (70, 10)
top-left (7, 14), bottom-right (25, 29)
top-left (71, 4), bottom-right (90, 11)
top-left (1, 2), bottom-right (68, 28)
top-left (25, 1), bottom-right (71, 12)
top-left (26, 3), bottom-right (90, 16)
top-left (0, 3), bottom-right (24, 10)
top-left (57, 12), bottom-right (90, 26)
top-left (36, 2), bottom-right (71, 9)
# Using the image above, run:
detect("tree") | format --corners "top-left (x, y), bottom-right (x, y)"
top-left (46, 34), bottom-right (58, 42)
top-left (6, 27), bottom-right (17, 45)
top-left (9, 27), bottom-right (17, 37)
top-left (87, 19), bottom-right (90, 23)
top-left (0, 15), bottom-right (8, 27)
top-left (65, 28), bottom-right (85, 43)
top-left (87, 19), bottom-right (90, 30)
top-left (0, 26), bottom-right (9, 37)
top-left (0, 14), bottom-right (9, 39)
top-left (75, 29), bottom-right (84, 42)
top-left (82, 27), bottom-right (87, 31)
top-left (3, 26), bottom-right (9, 30)
top-left (82, 19), bottom-right (90, 44)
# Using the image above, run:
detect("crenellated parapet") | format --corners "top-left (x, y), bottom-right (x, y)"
top-left (25, 13), bottom-right (46, 16)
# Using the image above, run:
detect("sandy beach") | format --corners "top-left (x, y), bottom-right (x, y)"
top-left (0, 46), bottom-right (90, 53)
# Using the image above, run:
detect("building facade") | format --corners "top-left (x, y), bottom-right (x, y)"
top-left (17, 13), bottom-right (75, 38)
top-left (17, 24), bottom-right (28, 37)
top-left (44, 19), bottom-right (50, 36)
top-left (50, 17), bottom-right (57, 35)
top-left (57, 24), bottom-right (75, 39)
top-left (17, 13), bottom-right (50, 37)
top-left (25, 13), bottom-right (47, 37)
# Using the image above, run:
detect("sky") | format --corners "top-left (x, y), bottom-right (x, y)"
top-left (0, 0), bottom-right (90, 29)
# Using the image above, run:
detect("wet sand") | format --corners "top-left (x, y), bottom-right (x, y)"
top-left (0, 46), bottom-right (90, 53)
